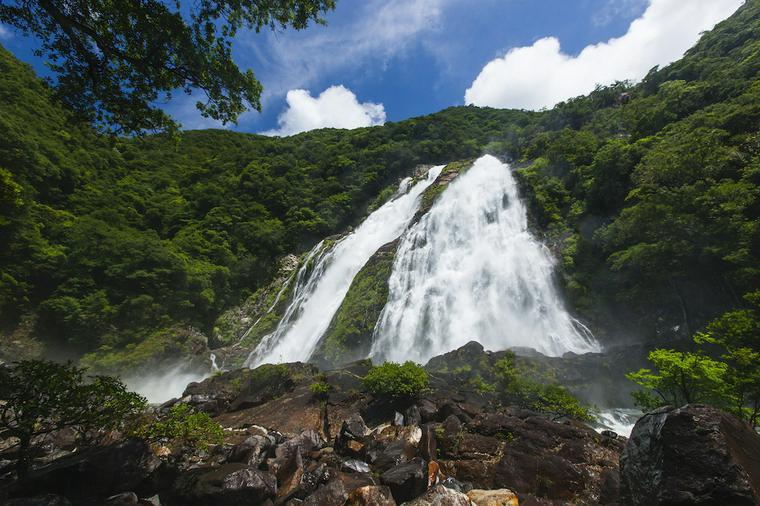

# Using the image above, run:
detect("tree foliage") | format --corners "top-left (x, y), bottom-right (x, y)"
top-left (0, 360), bottom-right (146, 477)
top-left (0, 0), bottom-right (335, 133)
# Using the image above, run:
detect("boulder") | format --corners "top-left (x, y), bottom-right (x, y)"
top-left (346, 485), bottom-right (396, 505)
top-left (380, 458), bottom-right (428, 503)
top-left (466, 489), bottom-right (518, 506)
top-left (402, 484), bottom-right (472, 505)
top-left (336, 414), bottom-right (370, 458)
top-left (166, 464), bottom-right (276, 506)
top-left (620, 404), bottom-right (760, 506)
top-left (8, 438), bottom-right (162, 503)
top-left (3, 495), bottom-right (72, 506)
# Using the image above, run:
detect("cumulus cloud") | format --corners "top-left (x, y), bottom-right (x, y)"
top-left (464, 0), bottom-right (744, 110)
top-left (262, 85), bottom-right (386, 136)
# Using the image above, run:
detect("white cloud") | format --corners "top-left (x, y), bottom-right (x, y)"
top-left (464, 0), bottom-right (744, 110)
top-left (244, 0), bottom-right (450, 103)
top-left (262, 85), bottom-right (386, 136)
top-left (0, 24), bottom-right (12, 40)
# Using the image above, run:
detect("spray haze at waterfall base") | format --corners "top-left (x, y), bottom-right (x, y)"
top-left (249, 155), bottom-right (598, 368)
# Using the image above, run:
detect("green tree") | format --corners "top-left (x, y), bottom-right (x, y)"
top-left (0, 360), bottom-right (146, 477)
top-left (0, 0), bottom-right (336, 133)
top-left (626, 349), bottom-right (729, 411)
top-left (695, 290), bottom-right (760, 427)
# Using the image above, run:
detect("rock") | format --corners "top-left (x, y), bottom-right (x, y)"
top-left (301, 471), bottom-right (375, 506)
top-left (343, 459), bottom-right (372, 474)
top-left (620, 404), bottom-right (760, 506)
top-left (3, 495), bottom-right (72, 506)
top-left (228, 434), bottom-right (272, 466)
top-left (394, 412), bottom-right (405, 426)
top-left (346, 485), bottom-right (396, 506)
top-left (106, 492), bottom-right (139, 505)
top-left (380, 458), bottom-right (428, 504)
top-left (466, 489), bottom-right (518, 506)
top-left (419, 424), bottom-right (438, 461)
top-left (167, 464), bottom-right (276, 506)
top-left (336, 414), bottom-right (370, 458)
top-left (439, 477), bottom-right (471, 494)
top-left (402, 484), bottom-right (472, 505)
top-left (9, 438), bottom-right (161, 503)
top-left (405, 406), bottom-right (422, 427)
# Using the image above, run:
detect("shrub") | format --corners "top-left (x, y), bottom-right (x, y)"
top-left (133, 403), bottom-right (225, 450)
top-left (362, 361), bottom-right (429, 400)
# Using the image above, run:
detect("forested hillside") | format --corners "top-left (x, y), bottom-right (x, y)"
top-left (1, 0), bottom-right (759, 366)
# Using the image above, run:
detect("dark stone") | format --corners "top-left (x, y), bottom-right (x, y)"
top-left (3, 495), bottom-right (72, 506)
top-left (166, 464), bottom-right (276, 506)
top-left (105, 492), bottom-right (139, 505)
top-left (335, 414), bottom-right (369, 458)
top-left (345, 485), bottom-right (396, 506)
top-left (440, 476), bottom-right (472, 494)
top-left (9, 438), bottom-right (161, 502)
top-left (405, 405), bottom-right (422, 427)
top-left (380, 458), bottom-right (427, 503)
top-left (598, 469), bottom-right (620, 505)
top-left (419, 424), bottom-right (438, 461)
top-left (620, 404), bottom-right (760, 506)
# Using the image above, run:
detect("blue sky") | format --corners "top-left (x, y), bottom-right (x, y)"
top-left (0, 0), bottom-right (744, 134)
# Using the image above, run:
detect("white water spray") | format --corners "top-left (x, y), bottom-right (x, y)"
top-left (246, 166), bottom-right (444, 367)
top-left (371, 155), bottom-right (599, 363)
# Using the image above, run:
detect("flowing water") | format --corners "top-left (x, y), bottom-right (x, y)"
top-left (370, 155), bottom-right (599, 363)
top-left (245, 166), bottom-right (444, 367)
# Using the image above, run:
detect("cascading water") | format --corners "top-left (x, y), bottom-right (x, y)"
top-left (370, 154), bottom-right (599, 364)
top-left (245, 165), bottom-right (445, 367)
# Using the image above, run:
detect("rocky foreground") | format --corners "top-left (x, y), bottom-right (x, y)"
top-left (2, 343), bottom-right (760, 506)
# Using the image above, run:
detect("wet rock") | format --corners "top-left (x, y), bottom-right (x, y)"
top-left (336, 414), bottom-right (370, 458)
top-left (380, 458), bottom-right (428, 504)
top-left (228, 434), bottom-right (273, 466)
top-left (301, 472), bottom-right (375, 506)
top-left (417, 399), bottom-right (439, 423)
top-left (405, 406), bottom-right (422, 427)
top-left (3, 495), bottom-right (72, 506)
top-left (106, 492), bottom-right (139, 505)
top-left (620, 404), bottom-right (760, 506)
top-left (394, 412), bottom-right (405, 426)
top-left (9, 438), bottom-right (161, 503)
top-left (167, 464), bottom-right (276, 506)
top-left (439, 477), bottom-right (471, 494)
top-left (466, 489), bottom-right (518, 506)
top-left (370, 426), bottom-right (422, 472)
top-left (343, 459), bottom-right (372, 474)
top-left (345, 485), bottom-right (396, 506)
top-left (419, 424), bottom-right (438, 461)
top-left (403, 484), bottom-right (471, 505)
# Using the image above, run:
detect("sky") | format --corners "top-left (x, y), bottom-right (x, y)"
top-left (0, 0), bottom-right (745, 135)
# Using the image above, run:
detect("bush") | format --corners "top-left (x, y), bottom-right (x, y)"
top-left (133, 403), bottom-right (225, 450)
top-left (362, 361), bottom-right (429, 400)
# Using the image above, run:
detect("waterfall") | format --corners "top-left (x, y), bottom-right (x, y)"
top-left (370, 155), bottom-right (599, 363)
top-left (245, 165), bottom-right (445, 367)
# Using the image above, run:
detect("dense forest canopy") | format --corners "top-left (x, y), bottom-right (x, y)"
top-left (1, 0), bottom-right (759, 367)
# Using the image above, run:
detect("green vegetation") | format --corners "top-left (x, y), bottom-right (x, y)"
top-left (1, 0), bottom-right (760, 369)
top-left (0, 360), bottom-right (146, 477)
top-left (133, 403), bottom-right (225, 450)
top-left (313, 245), bottom-right (396, 367)
top-left (362, 361), bottom-right (429, 401)
top-left (493, 352), bottom-right (592, 421)
top-left (0, 0), bottom-right (335, 133)
top-left (628, 290), bottom-right (760, 427)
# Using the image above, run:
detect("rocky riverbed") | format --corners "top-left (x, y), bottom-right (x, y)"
top-left (2, 343), bottom-right (759, 505)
